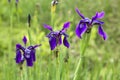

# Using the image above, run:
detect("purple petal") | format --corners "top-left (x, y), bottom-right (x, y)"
top-left (76, 8), bottom-right (85, 19)
top-left (31, 50), bottom-right (36, 62)
top-left (62, 22), bottom-right (70, 30)
top-left (92, 11), bottom-right (105, 21)
top-left (97, 11), bottom-right (105, 19)
top-left (58, 36), bottom-right (62, 45)
top-left (43, 24), bottom-right (53, 31)
top-left (16, 44), bottom-right (25, 52)
top-left (23, 36), bottom-right (27, 45)
top-left (92, 20), bottom-right (104, 25)
top-left (33, 44), bottom-right (41, 49)
top-left (16, 44), bottom-right (22, 49)
top-left (81, 18), bottom-right (91, 23)
top-left (98, 25), bottom-right (107, 40)
top-left (61, 32), bottom-right (69, 37)
top-left (63, 37), bottom-right (70, 48)
top-left (26, 57), bottom-right (33, 67)
top-left (75, 23), bottom-right (87, 38)
top-left (16, 50), bottom-right (22, 63)
top-left (49, 37), bottom-right (57, 50)
top-left (92, 12), bottom-right (98, 21)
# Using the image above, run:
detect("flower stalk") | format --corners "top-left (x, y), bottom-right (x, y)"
top-left (27, 14), bottom-right (32, 45)
top-left (51, 0), bottom-right (58, 27)
top-left (73, 33), bottom-right (91, 80)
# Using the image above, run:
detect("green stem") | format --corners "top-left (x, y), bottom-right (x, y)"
top-left (56, 57), bottom-right (60, 80)
top-left (73, 33), bottom-right (91, 80)
top-left (51, 5), bottom-right (56, 28)
top-left (27, 27), bottom-right (32, 45)
top-left (20, 70), bottom-right (24, 80)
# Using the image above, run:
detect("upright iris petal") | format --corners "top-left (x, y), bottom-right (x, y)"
top-left (23, 36), bottom-right (27, 45)
top-left (97, 11), bottom-right (105, 19)
top-left (76, 8), bottom-right (85, 19)
top-left (43, 24), bottom-right (53, 31)
top-left (62, 22), bottom-right (70, 30)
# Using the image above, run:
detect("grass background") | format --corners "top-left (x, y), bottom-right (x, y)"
top-left (0, 0), bottom-right (120, 80)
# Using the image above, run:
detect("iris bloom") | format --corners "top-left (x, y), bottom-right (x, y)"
top-left (75, 8), bottom-right (107, 40)
top-left (15, 36), bottom-right (41, 67)
top-left (43, 22), bottom-right (70, 50)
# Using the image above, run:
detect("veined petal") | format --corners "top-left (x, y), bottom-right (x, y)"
top-left (76, 8), bottom-right (85, 19)
top-left (75, 23), bottom-right (87, 38)
top-left (23, 36), bottom-right (27, 45)
top-left (49, 37), bottom-right (57, 50)
top-left (26, 57), bottom-right (33, 67)
top-left (63, 37), bottom-right (70, 48)
top-left (62, 22), bottom-right (70, 30)
top-left (98, 25), bottom-right (107, 40)
top-left (43, 24), bottom-right (53, 31)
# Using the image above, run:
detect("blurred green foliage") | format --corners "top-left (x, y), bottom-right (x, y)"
top-left (0, 0), bottom-right (120, 80)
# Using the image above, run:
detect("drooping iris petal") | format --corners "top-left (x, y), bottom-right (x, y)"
top-left (43, 24), bottom-right (53, 31)
top-left (16, 49), bottom-right (22, 63)
top-left (23, 36), bottom-right (27, 45)
top-left (26, 57), bottom-right (33, 66)
top-left (75, 23), bottom-right (87, 38)
top-left (31, 49), bottom-right (36, 61)
top-left (63, 37), bottom-right (70, 48)
top-left (62, 22), bottom-right (70, 30)
top-left (98, 25), bottom-right (107, 40)
top-left (49, 37), bottom-right (57, 50)
top-left (76, 8), bottom-right (85, 19)
top-left (97, 11), bottom-right (105, 19)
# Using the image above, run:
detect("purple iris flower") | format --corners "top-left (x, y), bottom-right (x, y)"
top-left (43, 22), bottom-right (70, 50)
top-left (75, 8), bottom-right (107, 40)
top-left (15, 36), bottom-right (41, 67)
